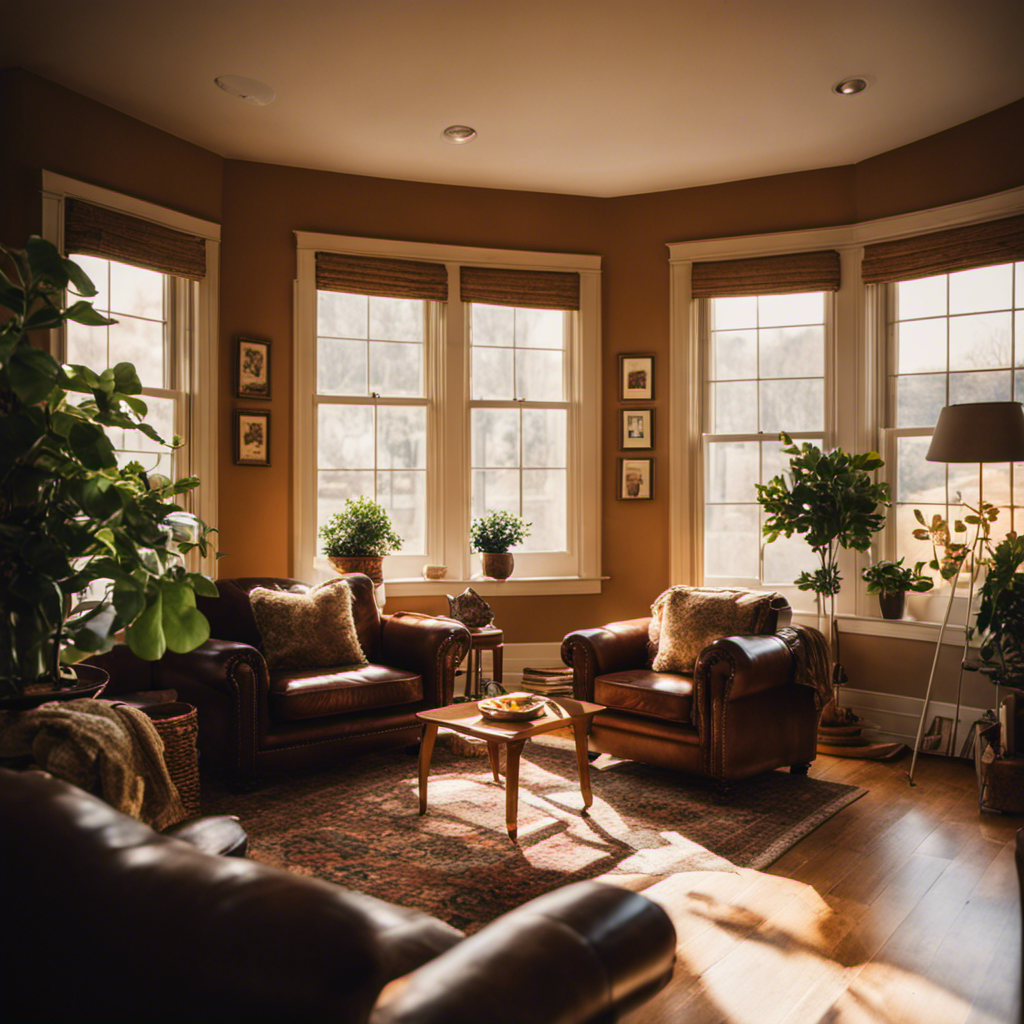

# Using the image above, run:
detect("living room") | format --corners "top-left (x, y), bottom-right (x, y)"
top-left (2, 2), bottom-right (1024, 1021)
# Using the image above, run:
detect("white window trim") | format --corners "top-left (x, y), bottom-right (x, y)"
top-left (294, 232), bottom-right (603, 597)
top-left (41, 171), bottom-right (221, 577)
top-left (668, 183), bottom-right (1024, 634)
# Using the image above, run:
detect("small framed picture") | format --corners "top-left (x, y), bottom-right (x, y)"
top-left (235, 410), bottom-right (271, 466)
top-left (620, 408), bottom-right (655, 450)
top-left (236, 336), bottom-right (271, 399)
top-left (619, 353), bottom-right (655, 401)
top-left (618, 457), bottom-right (654, 500)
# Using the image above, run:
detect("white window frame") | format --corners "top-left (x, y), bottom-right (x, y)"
top-left (668, 184), bottom-right (1024, 640)
top-left (294, 232), bottom-right (602, 597)
top-left (41, 172), bottom-right (221, 577)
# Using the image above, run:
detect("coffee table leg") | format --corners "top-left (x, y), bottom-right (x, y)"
top-left (572, 720), bottom-right (593, 812)
top-left (487, 741), bottom-right (501, 783)
top-left (505, 740), bottom-right (525, 843)
top-left (418, 723), bottom-right (439, 815)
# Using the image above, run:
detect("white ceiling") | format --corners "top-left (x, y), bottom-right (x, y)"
top-left (5, 0), bottom-right (1024, 197)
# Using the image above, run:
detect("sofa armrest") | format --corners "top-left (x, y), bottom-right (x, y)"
top-left (156, 638), bottom-right (268, 700)
top-left (697, 634), bottom-right (795, 706)
top-left (380, 613), bottom-right (472, 707)
top-left (561, 619), bottom-right (651, 701)
top-left (370, 881), bottom-right (676, 1024)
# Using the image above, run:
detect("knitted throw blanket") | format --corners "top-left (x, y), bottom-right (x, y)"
top-left (0, 698), bottom-right (185, 829)
top-left (776, 625), bottom-right (834, 711)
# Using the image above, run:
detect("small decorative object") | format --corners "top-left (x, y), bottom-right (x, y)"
top-left (479, 692), bottom-right (545, 721)
top-left (446, 587), bottom-right (494, 627)
top-left (235, 336), bottom-right (271, 399)
top-left (235, 410), bottom-right (271, 466)
top-left (422, 564), bottom-right (447, 580)
top-left (621, 408), bottom-right (654, 450)
top-left (862, 557), bottom-right (934, 619)
top-left (619, 352), bottom-right (655, 401)
top-left (470, 510), bottom-right (531, 580)
top-left (319, 497), bottom-right (403, 585)
top-left (618, 458), bottom-right (653, 500)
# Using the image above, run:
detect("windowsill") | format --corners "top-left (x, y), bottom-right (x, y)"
top-left (384, 575), bottom-right (607, 598)
top-left (791, 610), bottom-right (977, 647)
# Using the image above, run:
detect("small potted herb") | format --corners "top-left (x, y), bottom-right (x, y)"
top-left (470, 510), bottom-right (531, 580)
top-left (319, 497), bottom-right (402, 584)
top-left (862, 557), bottom-right (934, 619)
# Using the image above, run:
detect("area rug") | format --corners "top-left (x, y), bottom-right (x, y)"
top-left (205, 743), bottom-right (864, 932)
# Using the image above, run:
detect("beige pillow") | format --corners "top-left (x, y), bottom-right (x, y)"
top-left (650, 586), bottom-right (774, 674)
top-left (249, 578), bottom-right (367, 672)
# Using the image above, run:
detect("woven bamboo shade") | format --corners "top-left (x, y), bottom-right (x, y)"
top-left (64, 198), bottom-right (206, 280)
top-left (460, 265), bottom-right (580, 310)
top-left (691, 250), bottom-right (841, 298)
top-left (862, 214), bottom-right (1024, 284)
top-left (316, 252), bottom-right (448, 301)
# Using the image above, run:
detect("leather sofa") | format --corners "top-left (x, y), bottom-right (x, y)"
top-left (0, 768), bottom-right (677, 1023)
top-left (92, 575), bottom-right (471, 785)
top-left (561, 593), bottom-right (819, 792)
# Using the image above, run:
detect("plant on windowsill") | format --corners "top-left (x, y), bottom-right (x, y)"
top-left (319, 496), bottom-right (402, 585)
top-left (756, 432), bottom-right (890, 727)
top-left (0, 237), bottom-right (217, 706)
top-left (861, 557), bottom-right (934, 620)
top-left (470, 510), bottom-right (531, 580)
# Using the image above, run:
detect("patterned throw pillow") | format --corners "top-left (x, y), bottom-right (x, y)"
top-left (650, 586), bottom-right (776, 674)
top-left (249, 578), bottom-right (367, 672)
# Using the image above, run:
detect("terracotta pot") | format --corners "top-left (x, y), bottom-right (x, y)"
top-left (878, 591), bottom-right (906, 620)
top-left (328, 555), bottom-right (384, 585)
top-left (481, 552), bottom-right (514, 580)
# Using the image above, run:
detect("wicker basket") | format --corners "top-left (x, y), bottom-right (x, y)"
top-left (143, 702), bottom-right (201, 820)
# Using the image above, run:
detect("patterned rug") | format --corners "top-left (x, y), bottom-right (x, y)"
top-left (205, 741), bottom-right (864, 932)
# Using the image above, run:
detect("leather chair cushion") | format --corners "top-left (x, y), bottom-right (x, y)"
top-left (594, 669), bottom-right (694, 722)
top-left (269, 664), bottom-right (423, 721)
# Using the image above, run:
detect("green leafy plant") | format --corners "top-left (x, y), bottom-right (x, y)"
top-left (862, 557), bottom-right (934, 596)
top-left (319, 497), bottom-right (402, 557)
top-left (0, 237), bottom-right (217, 697)
top-left (911, 501), bottom-right (999, 582)
top-left (470, 510), bottom-right (531, 553)
top-left (975, 532), bottom-right (1024, 687)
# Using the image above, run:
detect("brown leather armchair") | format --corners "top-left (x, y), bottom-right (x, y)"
top-left (561, 593), bottom-right (819, 793)
top-left (1, 768), bottom-right (677, 1024)
top-left (94, 575), bottom-right (471, 785)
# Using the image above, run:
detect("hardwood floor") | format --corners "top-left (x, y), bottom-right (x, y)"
top-left (619, 753), bottom-right (1022, 1024)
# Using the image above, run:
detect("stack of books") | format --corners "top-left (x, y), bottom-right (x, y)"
top-left (519, 666), bottom-right (574, 697)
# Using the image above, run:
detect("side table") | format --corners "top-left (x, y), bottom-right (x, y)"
top-left (462, 626), bottom-right (504, 699)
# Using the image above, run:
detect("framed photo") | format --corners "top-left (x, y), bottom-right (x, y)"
top-left (618, 457), bottom-right (654, 500)
top-left (236, 336), bottom-right (271, 399)
top-left (620, 408), bottom-right (655, 450)
top-left (619, 352), bottom-right (655, 401)
top-left (235, 410), bottom-right (271, 466)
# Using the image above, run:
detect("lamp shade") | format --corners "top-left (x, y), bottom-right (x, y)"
top-left (926, 401), bottom-right (1024, 463)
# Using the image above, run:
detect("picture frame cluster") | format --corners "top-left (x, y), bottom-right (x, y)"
top-left (234, 336), bottom-right (271, 466)
top-left (617, 353), bottom-right (655, 500)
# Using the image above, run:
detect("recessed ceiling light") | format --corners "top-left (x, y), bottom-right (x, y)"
top-left (214, 75), bottom-right (275, 106)
top-left (833, 77), bottom-right (868, 96)
top-left (441, 124), bottom-right (477, 145)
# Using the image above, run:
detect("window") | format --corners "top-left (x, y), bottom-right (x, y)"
top-left (294, 234), bottom-right (602, 593)
top-left (886, 261), bottom-right (1024, 574)
top-left (702, 290), bottom-right (829, 595)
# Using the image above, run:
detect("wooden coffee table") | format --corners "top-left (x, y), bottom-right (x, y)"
top-left (415, 697), bottom-right (603, 843)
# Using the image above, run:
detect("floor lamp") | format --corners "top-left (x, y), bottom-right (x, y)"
top-left (907, 401), bottom-right (1024, 786)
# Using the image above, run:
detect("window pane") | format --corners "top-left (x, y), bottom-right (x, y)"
top-left (706, 441), bottom-right (758, 503)
top-left (949, 263), bottom-right (1013, 315)
top-left (66, 319), bottom-right (107, 369)
top-left (516, 349), bottom-right (563, 401)
top-left (318, 291), bottom-right (367, 339)
top-left (948, 312), bottom-right (1012, 371)
top-left (763, 531), bottom-right (817, 586)
top-left (318, 337), bottom-right (367, 395)
top-left (522, 470), bottom-right (567, 551)
top-left (757, 292), bottom-right (822, 328)
top-left (516, 308), bottom-right (563, 349)
top-left (897, 436), bottom-right (945, 504)
top-left (122, 394), bottom-right (175, 454)
top-left (1017, 263), bottom-right (1024, 309)
top-left (376, 406), bottom-right (426, 469)
top-left (376, 470), bottom-right (426, 554)
top-left (69, 254), bottom-right (109, 310)
top-left (896, 373), bottom-right (946, 428)
top-left (472, 347), bottom-right (514, 400)
top-left (369, 340), bottom-right (423, 396)
top-left (896, 318), bottom-right (946, 374)
top-left (318, 404), bottom-right (374, 469)
top-left (369, 296), bottom-right (422, 342)
top-left (710, 330), bottom-right (757, 380)
top-left (318, 470), bottom-right (375, 536)
top-left (471, 408), bottom-right (520, 467)
top-left (472, 304), bottom-right (514, 347)
top-left (895, 504), bottom-right (941, 580)
top-left (117, 448), bottom-right (172, 478)
top-left (472, 469), bottom-right (519, 518)
top-left (949, 369), bottom-right (1011, 405)
top-left (762, 438), bottom-right (821, 484)
top-left (109, 315), bottom-right (164, 389)
top-left (711, 381), bottom-right (758, 433)
top-left (760, 378), bottom-right (823, 433)
top-left (522, 408), bottom-right (566, 467)
top-left (704, 504), bottom-right (759, 578)
top-left (897, 276), bottom-right (947, 321)
top-left (712, 296), bottom-right (757, 331)
top-left (759, 326), bottom-right (824, 379)
top-left (109, 261), bottom-right (163, 320)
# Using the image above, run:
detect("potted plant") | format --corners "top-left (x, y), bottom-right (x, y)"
top-left (862, 557), bottom-right (934, 619)
top-left (756, 432), bottom-right (890, 724)
top-left (975, 532), bottom-right (1024, 688)
top-left (0, 237), bottom-right (217, 705)
top-left (470, 510), bottom-right (531, 580)
top-left (319, 496), bottom-right (402, 584)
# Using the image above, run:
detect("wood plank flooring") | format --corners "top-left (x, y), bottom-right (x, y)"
top-left (619, 753), bottom-right (1022, 1024)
